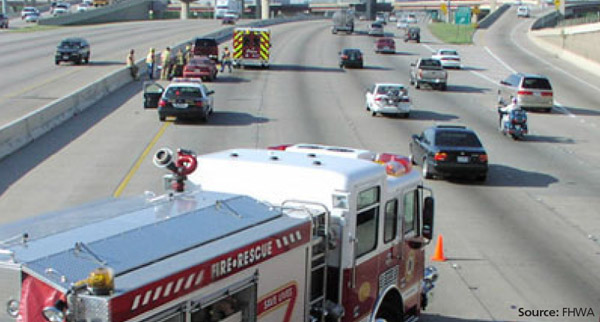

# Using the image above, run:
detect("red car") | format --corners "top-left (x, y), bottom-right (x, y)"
top-left (375, 38), bottom-right (396, 54)
top-left (183, 56), bottom-right (218, 81)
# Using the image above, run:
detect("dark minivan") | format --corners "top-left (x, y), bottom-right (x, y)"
top-left (192, 37), bottom-right (219, 61)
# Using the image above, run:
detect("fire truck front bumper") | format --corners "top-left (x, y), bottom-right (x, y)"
top-left (421, 265), bottom-right (438, 310)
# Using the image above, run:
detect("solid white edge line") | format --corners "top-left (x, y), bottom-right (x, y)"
top-left (484, 46), bottom-right (517, 74)
top-left (510, 19), bottom-right (600, 94)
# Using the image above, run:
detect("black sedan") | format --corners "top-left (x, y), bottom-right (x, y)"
top-left (339, 48), bottom-right (363, 69)
top-left (409, 125), bottom-right (488, 181)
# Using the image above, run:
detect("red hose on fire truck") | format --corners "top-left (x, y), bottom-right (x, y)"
top-left (0, 144), bottom-right (437, 322)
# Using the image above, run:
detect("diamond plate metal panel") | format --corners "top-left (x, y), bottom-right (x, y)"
top-left (379, 265), bottom-right (399, 293)
top-left (23, 193), bottom-right (281, 291)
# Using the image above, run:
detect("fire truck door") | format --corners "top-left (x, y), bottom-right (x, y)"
top-left (399, 189), bottom-right (424, 307)
top-left (378, 198), bottom-right (403, 275)
top-left (242, 33), bottom-right (260, 59)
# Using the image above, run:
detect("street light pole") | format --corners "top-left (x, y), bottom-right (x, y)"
top-left (447, 0), bottom-right (450, 22)
top-left (2, 0), bottom-right (7, 16)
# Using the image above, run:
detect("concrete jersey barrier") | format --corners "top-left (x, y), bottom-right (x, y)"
top-left (0, 16), bottom-right (318, 162)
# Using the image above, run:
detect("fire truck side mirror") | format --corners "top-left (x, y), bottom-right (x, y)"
top-left (422, 196), bottom-right (434, 240)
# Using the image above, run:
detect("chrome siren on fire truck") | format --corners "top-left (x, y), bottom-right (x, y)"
top-left (0, 144), bottom-right (437, 322)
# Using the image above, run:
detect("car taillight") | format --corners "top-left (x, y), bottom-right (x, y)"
top-left (374, 96), bottom-right (383, 102)
top-left (541, 92), bottom-right (553, 97)
top-left (195, 100), bottom-right (204, 107)
top-left (341, 55), bottom-right (348, 59)
top-left (418, 69), bottom-right (423, 78)
top-left (434, 152), bottom-right (447, 161)
top-left (518, 90), bottom-right (533, 95)
top-left (158, 99), bottom-right (167, 107)
top-left (478, 154), bottom-right (488, 162)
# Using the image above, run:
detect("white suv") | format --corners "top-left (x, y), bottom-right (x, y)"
top-left (517, 6), bottom-right (530, 18)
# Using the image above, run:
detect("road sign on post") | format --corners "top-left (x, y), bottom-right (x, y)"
top-left (441, 3), bottom-right (447, 14)
top-left (454, 7), bottom-right (471, 25)
top-left (455, 6), bottom-right (471, 25)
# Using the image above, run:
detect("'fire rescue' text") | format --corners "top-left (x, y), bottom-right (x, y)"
top-left (212, 241), bottom-right (273, 279)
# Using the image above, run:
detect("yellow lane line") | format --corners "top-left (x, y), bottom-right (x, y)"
top-left (3, 69), bottom-right (79, 100)
top-left (113, 121), bottom-right (171, 197)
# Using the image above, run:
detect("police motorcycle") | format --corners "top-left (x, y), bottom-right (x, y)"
top-left (497, 98), bottom-right (528, 140)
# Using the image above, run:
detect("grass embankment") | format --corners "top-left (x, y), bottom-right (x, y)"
top-left (428, 23), bottom-right (476, 44)
top-left (10, 25), bottom-right (60, 33)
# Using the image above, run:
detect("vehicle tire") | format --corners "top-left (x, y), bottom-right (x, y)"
top-left (159, 115), bottom-right (166, 122)
top-left (409, 154), bottom-right (416, 165)
top-left (55, 60), bottom-right (60, 65)
top-left (476, 174), bottom-right (487, 182)
top-left (415, 82), bottom-right (420, 89)
top-left (375, 301), bottom-right (403, 322)
top-left (401, 113), bottom-right (409, 118)
top-left (422, 158), bottom-right (433, 179)
top-left (84, 55), bottom-right (90, 64)
top-left (544, 107), bottom-right (552, 113)
top-left (366, 102), bottom-right (370, 111)
top-left (441, 84), bottom-right (447, 91)
top-left (371, 111), bottom-right (377, 117)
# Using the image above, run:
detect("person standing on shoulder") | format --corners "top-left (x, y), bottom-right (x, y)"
top-left (184, 43), bottom-right (193, 65)
top-left (126, 49), bottom-right (139, 80)
top-left (160, 47), bottom-right (172, 80)
top-left (220, 46), bottom-right (232, 73)
top-left (146, 48), bottom-right (156, 80)
top-left (173, 49), bottom-right (185, 78)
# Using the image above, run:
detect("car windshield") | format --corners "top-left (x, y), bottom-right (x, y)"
top-left (60, 42), bottom-right (81, 48)
top-left (165, 86), bottom-right (202, 99)
top-left (435, 131), bottom-right (482, 147)
top-left (522, 77), bottom-right (552, 90)
top-left (440, 50), bottom-right (457, 56)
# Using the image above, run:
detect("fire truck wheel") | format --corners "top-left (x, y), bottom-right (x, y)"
top-left (375, 301), bottom-right (404, 322)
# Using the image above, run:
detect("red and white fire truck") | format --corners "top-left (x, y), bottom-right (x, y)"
top-left (0, 144), bottom-right (436, 322)
top-left (232, 27), bottom-right (271, 68)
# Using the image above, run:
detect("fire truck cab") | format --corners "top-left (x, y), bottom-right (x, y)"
top-left (232, 27), bottom-right (271, 69)
top-left (190, 144), bottom-right (437, 322)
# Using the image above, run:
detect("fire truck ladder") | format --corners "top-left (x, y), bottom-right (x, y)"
top-left (281, 200), bottom-right (331, 321)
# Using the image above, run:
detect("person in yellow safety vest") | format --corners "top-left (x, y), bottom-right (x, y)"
top-left (171, 49), bottom-right (185, 78)
top-left (146, 48), bottom-right (156, 80)
top-left (126, 49), bottom-right (139, 80)
top-left (160, 47), bottom-right (172, 80)
top-left (184, 43), bottom-right (193, 65)
top-left (220, 46), bottom-right (232, 73)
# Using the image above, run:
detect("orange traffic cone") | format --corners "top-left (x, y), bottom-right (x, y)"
top-left (431, 235), bottom-right (447, 262)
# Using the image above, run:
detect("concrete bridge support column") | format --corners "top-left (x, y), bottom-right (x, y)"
top-left (261, 0), bottom-right (268, 19)
top-left (180, 0), bottom-right (190, 19)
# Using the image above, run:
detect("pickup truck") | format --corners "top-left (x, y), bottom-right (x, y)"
top-left (409, 58), bottom-right (447, 91)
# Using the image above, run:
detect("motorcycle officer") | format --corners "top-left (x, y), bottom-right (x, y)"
top-left (498, 96), bottom-right (521, 131)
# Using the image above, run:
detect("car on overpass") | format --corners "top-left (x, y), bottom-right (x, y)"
top-left (409, 124), bottom-right (488, 181)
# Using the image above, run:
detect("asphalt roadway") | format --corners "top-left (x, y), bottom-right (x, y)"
top-left (0, 18), bottom-right (225, 126)
top-left (1, 8), bottom-right (600, 322)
